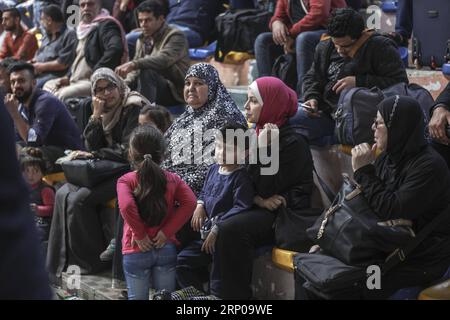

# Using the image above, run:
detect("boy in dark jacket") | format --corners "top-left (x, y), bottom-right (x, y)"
top-left (293, 8), bottom-right (408, 146)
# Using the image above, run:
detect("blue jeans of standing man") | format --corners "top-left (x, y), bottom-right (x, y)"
top-left (254, 30), bottom-right (326, 95)
top-left (123, 243), bottom-right (177, 300)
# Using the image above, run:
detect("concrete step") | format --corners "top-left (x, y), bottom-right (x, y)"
top-left (60, 271), bottom-right (127, 300)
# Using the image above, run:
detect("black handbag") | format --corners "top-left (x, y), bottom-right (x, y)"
top-left (61, 159), bottom-right (130, 188)
top-left (275, 206), bottom-right (323, 253)
top-left (295, 203), bottom-right (450, 300)
top-left (306, 174), bottom-right (415, 266)
top-left (294, 252), bottom-right (365, 300)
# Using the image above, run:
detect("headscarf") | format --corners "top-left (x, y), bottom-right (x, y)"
top-left (377, 95), bottom-right (427, 166)
top-left (77, 9), bottom-right (128, 64)
top-left (162, 63), bottom-right (246, 195)
top-left (91, 68), bottom-right (149, 145)
top-left (249, 77), bottom-right (298, 135)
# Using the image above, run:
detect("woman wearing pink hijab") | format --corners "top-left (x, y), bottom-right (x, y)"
top-left (216, 77), bottom-right (315, 299)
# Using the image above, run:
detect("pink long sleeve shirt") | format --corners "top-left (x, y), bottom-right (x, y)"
top-left (117, 170), bottom-right (196, 254)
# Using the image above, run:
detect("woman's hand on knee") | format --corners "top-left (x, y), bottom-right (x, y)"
top-left (201, 232), bottom-right (217, 255)
top-left (255, 194), bottom-right (286, 211)
top-left (191, 203), bottom-right (207, 232)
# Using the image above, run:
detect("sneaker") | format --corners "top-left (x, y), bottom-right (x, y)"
top-left (99, 239), bottom-right (115, 262)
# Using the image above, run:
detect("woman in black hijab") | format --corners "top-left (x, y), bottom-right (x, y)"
top-left (351, 95), bottom-right (450, 299)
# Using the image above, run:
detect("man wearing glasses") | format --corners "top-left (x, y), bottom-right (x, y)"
top-left (292, 8), bottom-right (408, 147)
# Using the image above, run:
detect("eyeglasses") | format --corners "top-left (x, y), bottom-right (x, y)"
top-left (373, 118), bottom-right (385, 129)
top-left (94, 83), bottom-right (116, 95)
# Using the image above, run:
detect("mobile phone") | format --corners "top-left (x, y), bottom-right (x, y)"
top-left (446, 125), bottom-right (450, 139)
top-left (300, 103), bottom-right (317, 113)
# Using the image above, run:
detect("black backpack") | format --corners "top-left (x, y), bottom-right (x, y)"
top-left (272, 53), bottom-right (298, 91)
top-left (214, 9), bottom-right (271, 62)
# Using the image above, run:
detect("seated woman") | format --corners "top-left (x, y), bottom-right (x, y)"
top-left (162, 63), bottom-right (247, 247)
top-left (216, 77), bottom-right (315, 299)
top-left (163, 63), bottom-right (247, 195)
top-left (349, 96), bottom-right (450, 299)
top-left (47, 68), bottom-right (149, 279)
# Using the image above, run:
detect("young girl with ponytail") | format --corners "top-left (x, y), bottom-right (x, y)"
top-left (117, 125), bottom-right (196, 300)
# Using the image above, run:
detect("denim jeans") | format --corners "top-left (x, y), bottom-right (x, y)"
top-left (254, 30), bottom-right (326, 95)
top-left (288, 105), bottom-right (337, 147)
top-left (170, 24), bottom-right (203, 47)
top-left (123, 243), bottom-right (177, 300)
top-left (395, 0), bottom-right (413, 39)
top-left (126, 31), bottom-right (141, 60)
top-left (36, 73), bottom-right (59, 89)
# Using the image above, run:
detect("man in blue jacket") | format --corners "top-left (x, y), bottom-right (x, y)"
top-left (4, 62), bottom-right (83, 169)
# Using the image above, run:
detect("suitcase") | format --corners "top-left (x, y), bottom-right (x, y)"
top-left (412, 0), bottom-right (450, 68)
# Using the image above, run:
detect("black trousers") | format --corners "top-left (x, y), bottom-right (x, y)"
top-left (216, 208), bottom-right (275, 299)
top-left (432, 141), bottom-right (450, 169)
top-left (136, 69), bottom-right (180, 107)
top-left (47, 177), bottom-right (117, 278)
top-left (176, 239), bottom-right (222, 296)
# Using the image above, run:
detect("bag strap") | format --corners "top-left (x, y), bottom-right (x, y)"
top-left (300, 0), bottom-right (309, 14)
top-left (313, 166), bottom-right (335, 203)
top-left (382, 203), bottom-right (450, 275)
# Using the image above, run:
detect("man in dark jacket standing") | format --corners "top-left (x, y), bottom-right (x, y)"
top-left (0, 97), bottom-right (52, 300)
top-left (429, 82), bottom-right (450, 168)
top-left (44, 0), bottom-right (126, 101)
top-left (295, 8), bottom-right (408, 146)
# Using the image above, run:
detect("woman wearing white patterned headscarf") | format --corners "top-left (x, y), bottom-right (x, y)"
top-left (163, 63), bottom-right (246, 196)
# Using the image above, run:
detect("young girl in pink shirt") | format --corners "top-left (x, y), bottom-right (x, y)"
top-left (117, 125), bottom-right (196, 300)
